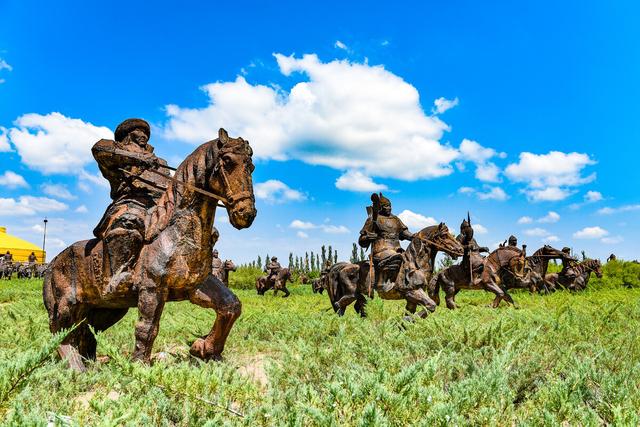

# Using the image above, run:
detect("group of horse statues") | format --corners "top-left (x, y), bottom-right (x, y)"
top-left (41, 118), bottom-right (608, 371)
top-left (0, 259), bottom-right (47, 280)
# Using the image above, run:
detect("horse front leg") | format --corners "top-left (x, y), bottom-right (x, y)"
top-left (132, 283), bottom-right (166, 363)
top-left (189, 275), bottom-right (241, 361)
top-left (403, 288), bottom-right (437, 322)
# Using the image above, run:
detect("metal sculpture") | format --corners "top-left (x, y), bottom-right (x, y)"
top-left (43, 122), bottom-right (256, 371)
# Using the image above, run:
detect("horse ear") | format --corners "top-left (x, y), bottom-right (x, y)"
top-left (218, 128), bottom-right (229, 145)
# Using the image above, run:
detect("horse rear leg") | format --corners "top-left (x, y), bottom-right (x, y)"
top-left (189, 275), bottom-right (241, 361)
top-left (44, 265), bottom-right (92, 372)
top-left (132, 283), bottom-right (166, 363)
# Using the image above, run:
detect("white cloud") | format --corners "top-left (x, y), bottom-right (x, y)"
top-left (597, 204), bottom-right (640, 215)
top-left (0, 127), bottom-right (10, 151)
top-left (524, 227), bottom-right (549, 237)
top-left (474, 224), bottom-right (488, 234)
top-left (517, 216), bottom-right (533, 224)
top-left (543, 235), bottom-right (560, 243)
top-left (334, 40), bottom-right (348, 50)
top-left (477, 186), bottom-right (508, 201)
top-left (335, 170), bottom-right (387, 192)
top-left (432, 97), bottom-right (459, 114)
top-left (290, 220), bottom-right (315, 230)
top-left (0, 171), bottom-right (29, 189)
top-left (322, 225), bottom-right (350, 234)
top-left (0, 196), bottom-right (68, 216)
top-left (397, 209), bottom-right (438, 230)
top-left (538, 211), bottom-right (560, 224)
top-left (75, 205), bottom-right (88, 213)
top-left (7, 112), bottom-right (112, 174)
top-left (163, 53), bottom-right (459, 183)
top-left (296, 231), bottom-right (309, 239)
top-left (0, 58), bottom-right (11, 84)
top-left (41, 183), bottom-right (76, 200)
top-left (459, 139), bottom-right (504, 183)
top-left (78, 170), bottom-right (110, 189)
top-left (601, 236), bottom-right (623, 244)
top-left (458, 185), bottom-right (509, 201)
top-left (524, 187), bottom-right (574, 202)
top-left (573, 226), bottom-right (608, 239)
top-left (584, 191), bottom-right (603, 203)
top-left (475, 162), bottom-right (501, 183)
top-left (0, 59), bottom-right (12, 71)
top-left (506, 151), bottom-right (596, 201)
top-left (254, 179), bottom-right (306, 203)
top-left (289, 219), bottom-right (349, 234)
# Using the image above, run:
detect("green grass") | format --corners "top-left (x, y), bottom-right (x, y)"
top-left (0, 264), bottom-right (639, 425)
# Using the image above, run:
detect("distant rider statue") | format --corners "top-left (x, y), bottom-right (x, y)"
top-left (211, 249), bottom-right (223, 281)
top-left (558, 246), bottom-right (579, 286)
top-left (456, 213), bottom-right (489, 283)
top-left (358, 193), bottom-right (413, 292)
top-left (92, 118), bottom-right (170, 288)
top-left (264, 256), bottom-right (282, 282)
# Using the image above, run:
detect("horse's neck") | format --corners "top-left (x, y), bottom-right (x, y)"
top-left (528, 252), bottom-right (547, 274)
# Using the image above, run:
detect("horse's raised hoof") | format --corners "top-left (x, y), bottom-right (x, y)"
top-left (402, 315), bottom-right (416, 323)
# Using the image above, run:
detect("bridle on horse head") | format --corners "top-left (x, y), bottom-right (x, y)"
top-left (213, 142), bottom-right (254, 209)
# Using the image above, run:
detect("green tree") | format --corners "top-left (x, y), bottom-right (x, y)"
top-left (321, 245), bottom-right (327, 266)
top-left (257, 255), bottom-right (262, 269)
top-left (360, 247), bottom-right (366, 262)
top-left (289, 252), bottom-right (294, 269)
top-left (351, 243), bottom-right (358, 263)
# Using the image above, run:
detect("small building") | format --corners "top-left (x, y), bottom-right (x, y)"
top-left (0, 226), bottom-right (46, 263)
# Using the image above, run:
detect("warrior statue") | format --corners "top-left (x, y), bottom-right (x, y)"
top-left (358, 193), bottom-right (413, 290)
top-left (508, 235), bottom-right (518, 247)
top-left (211, 249), bottom-right (223, 279)
top-left (456, 213), bottom-right (489, 282)
top-left (92, 118), bottom-right (170, 287)
top-left (28, 251), bottom-right (38, 277)
top-left (264, 256), bottom-right (282, 282)
top-left (558, 246), bottom-right (579, 285)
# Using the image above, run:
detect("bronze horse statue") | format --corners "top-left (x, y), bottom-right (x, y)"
top-left (325, 223), bottom-right (463, 320)
top-left (545, 258), bottom-right (603, 291)
top-left (213, 259), bottom-right (237, 287)
top-left (256, 268), bottom-right (294, 297)
top-left (430, 245), bottom-right (528, 309)
top-left (430, 245), bottom-right (566, 309)
top-left (43, 129), bottom-right (257, 371)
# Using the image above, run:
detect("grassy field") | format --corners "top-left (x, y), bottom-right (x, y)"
top-left (1, 263), bottom-right (639, 426)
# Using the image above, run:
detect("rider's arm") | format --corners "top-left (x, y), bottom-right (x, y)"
top-left (358, 218), bottom-right (377, 248)
top-left (92, 139), bottom-right (158, 169)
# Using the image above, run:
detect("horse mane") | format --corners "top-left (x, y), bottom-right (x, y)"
top-left (145, 140), bottom-right (218, 239)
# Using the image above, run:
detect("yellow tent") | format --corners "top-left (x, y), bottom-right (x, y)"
top-left (0, 226), bottom-right (46, 263)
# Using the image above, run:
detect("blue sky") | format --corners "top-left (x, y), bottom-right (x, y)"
top-left (0, 1), bottom-right (638, 263)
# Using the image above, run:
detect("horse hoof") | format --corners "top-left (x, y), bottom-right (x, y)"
top-left (402, 315), bottom-right (415, 323)
top-left (189, 338), bottom-right (207, 359)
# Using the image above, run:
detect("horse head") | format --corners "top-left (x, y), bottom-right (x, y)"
top-left (417, 222), bottom-right (464, 259)
top-left (223, 260), bottom-right (237, 272)
top-left (590, 259), bottom-right (603, 278)
top-left (209, 128), bottom-right (257, 229)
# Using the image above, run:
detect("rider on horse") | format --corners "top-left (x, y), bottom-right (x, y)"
top-left (558, 246), bottom-right (579, 285)
top-left (92, 118), bottom-right (170, 287)
top-left (457, 214), bottom-right (489, 282)
top-left (358, 193), bottom-right (413, 290)
top-left (264, 256), bottom-right (282, 282)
